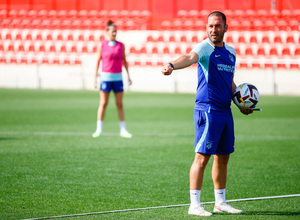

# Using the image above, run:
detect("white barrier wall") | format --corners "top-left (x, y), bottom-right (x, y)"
top-left (1, 62), bottom-right (300, 95)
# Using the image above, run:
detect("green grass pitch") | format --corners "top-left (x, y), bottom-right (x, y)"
top-left (0, 88), bottom-right (299, 219)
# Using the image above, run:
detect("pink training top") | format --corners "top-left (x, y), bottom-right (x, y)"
top-left (101, 40), bottom-right (123, 73)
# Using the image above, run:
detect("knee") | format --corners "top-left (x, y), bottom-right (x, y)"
top-left (100, 100), bottom-right (108, 108)
top-left (194, 153), bottom-right (210, 169)
top-left (115, 101), bottom-right (123, 109)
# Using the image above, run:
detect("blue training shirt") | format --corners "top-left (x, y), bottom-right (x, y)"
top-left (191, 38), bottom-right (236, 113)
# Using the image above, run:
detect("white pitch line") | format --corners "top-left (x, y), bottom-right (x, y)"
top-left (0, 131), bottom-right (299, 140)
top-left (23, 194), bottom-right (300, 220)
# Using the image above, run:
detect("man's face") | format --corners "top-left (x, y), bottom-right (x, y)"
top-left (206, 15), bottom-right (228, 46)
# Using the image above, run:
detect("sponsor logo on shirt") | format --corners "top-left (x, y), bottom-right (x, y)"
top-left (217, 64), bottom-right (235, 73)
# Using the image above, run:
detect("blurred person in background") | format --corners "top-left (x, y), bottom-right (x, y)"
top-left (161, 11), bottom-right (253, 216)
top-left (93, 20), bottom-right (132, 138)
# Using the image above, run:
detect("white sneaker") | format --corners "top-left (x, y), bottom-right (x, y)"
top-left (214, 202), bottom-right (243, 213)
top-left (120, 130), bottom-right (132, 138)
top-left (188, 204), bottom-right (213, 216)
top-left (92, 130), bottom-right (102, 138)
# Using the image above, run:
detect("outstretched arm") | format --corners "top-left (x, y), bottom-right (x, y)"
top-left (161, 52), bottom-right (199, 75)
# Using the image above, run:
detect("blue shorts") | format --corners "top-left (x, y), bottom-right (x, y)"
top-left (194, 109), bottom-right (235, 155)
top-left (100, 81), bottom-right (124, 93)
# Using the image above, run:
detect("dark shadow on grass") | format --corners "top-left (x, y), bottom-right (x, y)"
top-left (0, 137), bottom-right (20, 141)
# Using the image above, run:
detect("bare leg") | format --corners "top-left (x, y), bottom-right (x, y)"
top-left (190, 153), bottom-right (211, 190)
top-left (114, 91), bottom-right (124, 121)
top-left (212, 154), bottom-right (230, 189)
top-left (97, 91), bottom-right (110, 121)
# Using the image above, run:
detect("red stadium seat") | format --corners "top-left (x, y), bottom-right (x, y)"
top-left (57, 10), bottom-right (67, 18)
top-left (8, 43), bottom-right (15, 52)
top-left (286, 35), bottom-right (295, 44)
top-left (55, 33), bottom-right (62, 41)
top-left (281, 9), bottom-right (292, 18)
top-left (28, 44), bottom-right (35, 52)
top-left (262, 35), bottom-right (270, 43)
top-left (180, 36), bottom-right (187, 42)
top-left (49, 45), bottom-right (56, 52)
top-left (276, 63), bottom-right (287, 69)
top-left (78, 10), bottom-right (88, 18)
top-left (67, 34), bottom-right (74, 41)
top-left (71, 45), bottom-right (77, 53)
top-left (48, 10), bottom-right (57, 18)
top-left (169, 35), bottom-right (175, 42)
top-left (238, 36), bottom-right (246, 43)
top-left (8, 9), bottom-right (18, 18)
top-left (290, 63), bottom-right (299, 69)
top-left (273, 36), bottom-right (282, 44)
top-left (60, 45), bottom-right (67, 53)
top-left (151, 47), bottom-right (158, 54)
top-left (140, 47), bottom-right (147, 54)
top-left (147, 35), bottom-right (155, 42)
top-left (241, 20), bottom-right (251, 31)
top-left (191, 36), bottom-right (198, 42)
top-left (5, 33), bottom-right (12, 40)
top-left (46, 34), bottom-right (53, 41)
top-left (39, 45), bottom-right (46, 52)
top-left (186, 47), bottom-right (192, 54)
top-left (174, 47), bottom-right (181, 54)
top-left (245, 47), bottom-right (253, 56)
top-left (0, 44), bottom-right (4, 51)
top-left (269, 47), bottom-right (278, 56)
top-left (251, 62), bottom-right (261, 68)
top-left (257, 9), bottom-right (268, 19)
top-left (25, 33), bottom-right (32, 41)
top-left (177, 10), bottom-right (188, 18)
top-left (245, 9), bottom-right (256, 20)
top-left (282, 47), bottom-right (291, 56)
top-left (235, 48), bottom-right (241, 56)
top-left (264, 20), bottom-right (276, 31)
top-left (252, 20), bottom-right (263, 31)
top-left (225, 35), bottom-right (234, 43)
top-left (160, 20), bottom-right (172, 30)
top-left (239, 62), bottom-right (249, 68)
top-left (264, 63), bottom-right (274, 69)
top-left (18, 44), bottom-right (25, 52)
top-left (119, 10), bottom-right (129, 18)
top-left (249, 36), bottom-right (258, 43)
top-left (163, 47), bottom-right (170, 54)
top-left (257, 47), bottom-right (266, 56)
top-left (67, 10), bottom-right (77, 18)
top-left (289, 20), bottom-right (299, 31)
top-left (294, 48), bottom-right (300, 57)
top-left (35, 33), bottom-right (42, 40)
top-left (81, 45), bottom-right (88, 53)
top-left (130, 46), bottom-right (138, 54)
top-left (276, 20), bottom-right (288, 31)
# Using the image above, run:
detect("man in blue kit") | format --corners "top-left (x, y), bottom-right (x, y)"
top-left (161, 11), bottom-right (253, 216)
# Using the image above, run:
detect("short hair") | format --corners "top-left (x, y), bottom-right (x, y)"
top-left (207, 11), bottom-right (227, 25)
top-left (106, 20), bottom-right (116, 31)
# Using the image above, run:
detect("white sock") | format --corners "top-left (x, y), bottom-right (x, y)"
top-left (119, 121), bottom-right (126, 132)
top-left (190, 190), bottom-right (201, 206)
top-left (214, 189), bottom-right (226, 205)
top-left (96, 120), bottom-right (103, 132)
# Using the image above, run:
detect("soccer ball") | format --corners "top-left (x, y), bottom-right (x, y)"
top-left (233, 83), bottom-right (259, 108)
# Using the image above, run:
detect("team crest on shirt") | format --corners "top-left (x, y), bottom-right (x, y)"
top-left (229, 54), bottom-right (235, 62)
top-left (206, 140), bottom-right (213, 149)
